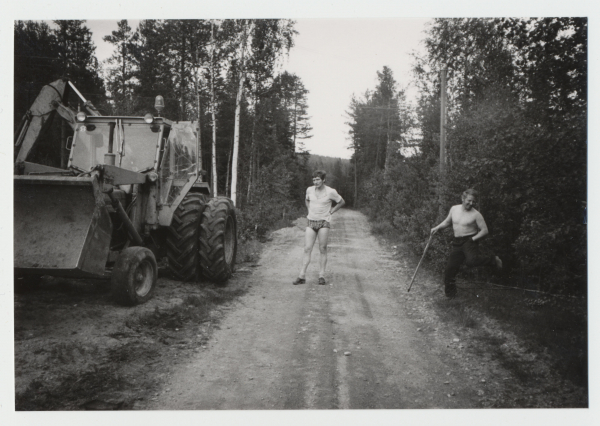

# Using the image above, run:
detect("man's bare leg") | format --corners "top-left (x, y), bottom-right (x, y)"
top-left (298, 227), bottom-right (318, 279)
top-left (317, 228), bottom-right (330, 281)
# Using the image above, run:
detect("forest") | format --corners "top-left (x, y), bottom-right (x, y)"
top-left (14, 19), bottom-right (318, 241)
top-left (14, 18), bottom-right (587, 295)
top-left (346, 18), bottom-right (587, 295)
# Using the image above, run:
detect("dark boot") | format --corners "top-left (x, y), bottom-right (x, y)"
top-left (445, 280), bottom-right (457, 298)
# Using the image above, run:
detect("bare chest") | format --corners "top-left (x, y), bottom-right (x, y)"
top-left (451, 208), bottom-right (478, 228)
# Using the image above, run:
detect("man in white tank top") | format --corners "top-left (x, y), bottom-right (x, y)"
top-left (293, 170), bottom-right (345, 285)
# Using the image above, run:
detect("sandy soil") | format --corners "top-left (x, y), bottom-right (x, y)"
top-left (138, 209), bottom-right (527, 409)
top-left (13, 208), bottom-right (587, 413)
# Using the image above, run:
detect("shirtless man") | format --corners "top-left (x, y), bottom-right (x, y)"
top-left (293, 170), bottom-right (345, 286)
top-left (431, 189), bottom-right (502, 298)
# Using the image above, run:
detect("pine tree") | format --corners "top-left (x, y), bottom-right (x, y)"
top-left (103, 20), bottom-right (140, 114)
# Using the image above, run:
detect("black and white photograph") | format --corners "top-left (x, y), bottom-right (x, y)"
top-left (2, 1), bottom-right (598, 425)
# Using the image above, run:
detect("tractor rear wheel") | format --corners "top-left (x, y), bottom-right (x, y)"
top-left (111, 246), bottom-right (157, 306)
top-left (166, 193), bottom-right (207, 281)
top-left (199, 197), bottom-right (237, 283)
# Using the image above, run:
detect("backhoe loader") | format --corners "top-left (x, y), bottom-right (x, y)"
top-left (14, 78), bottom-right (237, 305)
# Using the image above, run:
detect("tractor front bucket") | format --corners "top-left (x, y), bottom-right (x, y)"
top-left (14, 175), bottom-right (112, 278)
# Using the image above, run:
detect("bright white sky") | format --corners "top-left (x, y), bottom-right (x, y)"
top-left (283, 19), bottom-right (429, 158)
top-left (87, 18), bottom-right (430, 159)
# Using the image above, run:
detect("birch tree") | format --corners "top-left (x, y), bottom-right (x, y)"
top-left (229, 20), bottom-right (254, 206)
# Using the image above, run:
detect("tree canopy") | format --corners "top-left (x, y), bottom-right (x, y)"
top-left (347, 18), bottom-right (587, 295)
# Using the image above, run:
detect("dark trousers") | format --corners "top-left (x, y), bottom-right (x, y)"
top-left (444, 235), bottom-right (495, 297)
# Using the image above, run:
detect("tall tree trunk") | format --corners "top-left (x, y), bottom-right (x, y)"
top-left (226, 138), bottom-right (233, 196)
top-left (193, 59), bottom-right (203, 182)
top-left (354, 160), bottom-right (358, 208)
top-left (121, 43), bottom-right (126, 101)
top-left (255, 145), bottom-right (260, 188)
top-left (232, 69), bottom-right (246, 206)
top-left (383, 99), bottom-right (393, 177)
top-left (247, 98), bottom-right (257, 203)
top-left (179, 33), bottom-right (186, 121)
top-left (247, 137), bottom-right (254, 203)
top-left (375, 113), bottom-right (384, 169)
top-left (293, 92), bottom-right (298, 151)
top-left (210, 22), bottom-right (218, 196)
top-left (231, 21), bottom-right (253, 206)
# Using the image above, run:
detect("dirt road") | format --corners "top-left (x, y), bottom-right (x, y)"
top-left (14, 208), bottom-right (587, 414)
top-left (141, 209), bottom-right (485, 409)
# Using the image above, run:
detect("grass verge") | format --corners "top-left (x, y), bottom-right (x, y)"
top-left (15, 280), bottom-right (251, 410)
top-left (372, 219), bottom-right (588, 408)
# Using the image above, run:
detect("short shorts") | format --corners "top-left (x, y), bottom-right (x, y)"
top-left (307, 220), bottom-right (330, 232)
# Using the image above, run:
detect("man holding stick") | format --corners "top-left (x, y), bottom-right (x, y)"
top-left (431, 189), bottom-right (502, 298)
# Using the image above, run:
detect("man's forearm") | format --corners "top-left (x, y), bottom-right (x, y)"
top-left (433, 221), bottom-right (451, 232)
top-left (471, 229), bottom-right (488, 242)
top-left (330, 199), bottom-right (345, 214)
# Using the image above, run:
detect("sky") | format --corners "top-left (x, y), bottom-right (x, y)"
top-left (87, 18), bottom-right (430, 159)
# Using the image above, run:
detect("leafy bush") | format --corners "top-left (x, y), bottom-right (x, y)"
top-left (355, 19), bottom-right (587, 295)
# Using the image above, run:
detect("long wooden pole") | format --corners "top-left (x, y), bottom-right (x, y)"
top-left (407, 234), bottom-right (433, 292)
top-left (210, 22), bottom-right (218, 196)
top-left (440, 68), bottom-right (447, 174)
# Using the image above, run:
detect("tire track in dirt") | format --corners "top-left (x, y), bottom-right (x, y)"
top-left (280, 279), bottom-right (338, 409)
top-left (142, 209), bottom-right (484, 409)
top-left (327, 211), bottom-right (413, 408)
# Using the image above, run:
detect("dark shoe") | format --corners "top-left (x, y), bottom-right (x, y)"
top-left (318, 277), bottom-right (326, 285)
top-left (445, 282), bottom-right (457, 298)
top-left (494, 256), bottom-right (503, 271)
top-left (293, 277), bottom-right (306, 285)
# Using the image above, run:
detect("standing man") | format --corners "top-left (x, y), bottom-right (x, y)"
top-left (293, 170), bottom-right (345, 285)
top-left (431, 189), bottom-right (502, 298)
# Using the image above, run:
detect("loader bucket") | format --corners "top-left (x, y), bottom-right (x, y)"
top-left (14, 175), bottom-right (112, 278)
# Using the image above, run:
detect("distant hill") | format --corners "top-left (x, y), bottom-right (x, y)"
top-left (307, 154), bottom-right (350, 172)
top-left (306, 155), bottom-right (352, 197)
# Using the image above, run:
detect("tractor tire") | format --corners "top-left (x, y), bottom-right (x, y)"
top-left (199, 196), bottom-right (237, 283)
top-left (111, 246), bottom-right (157, 306)
top-left (166, 193), bottom-right (207, 281)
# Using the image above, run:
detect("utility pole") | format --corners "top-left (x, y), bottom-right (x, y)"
top-left (438, 67), bottom-right (448, 217)
top-left (354, 160), bottom-right (358, 208)
top-left (196, 92), bottom-right (202, 181)
top-left (440, 68), bottom-right (447, 174)
top-left (193, 48), bottom-right (203, 182)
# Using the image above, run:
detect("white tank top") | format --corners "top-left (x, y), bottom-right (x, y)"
top-left (306, 185), bottom-right (342, 222)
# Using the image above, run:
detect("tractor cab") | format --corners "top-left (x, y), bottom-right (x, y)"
top-left (68, 114), bottom-right (202, 223)
top-left (68, 115), bottom-right (168, 174)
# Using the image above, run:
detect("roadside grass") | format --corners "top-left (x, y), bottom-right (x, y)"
top-left (370, 219), bottom-right (588, 406)
top-left (236, 205), bottom-right (303, 263)
top-left (237, 238), bottom-right (263, 263)
top-left (429, 276), bottom-right (588, 407)
top-left (370, 219), bottom-right (396, 236)
top-left (130, 287), bottom-right (247, 333)
top-left (15, 364), bottom-right (135, 410)
top-left (459, 282), bottom-right (587, 387)
top-left (15, 282), bottom-right (251, 410)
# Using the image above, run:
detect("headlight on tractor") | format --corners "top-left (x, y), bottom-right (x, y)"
top-left (144, 113), bottom-right (154, 124)
top-left (76, 111), bottom-right (87, 122)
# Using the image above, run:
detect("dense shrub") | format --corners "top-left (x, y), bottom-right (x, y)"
top-left (353, 19), bottom-right (587, 295)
